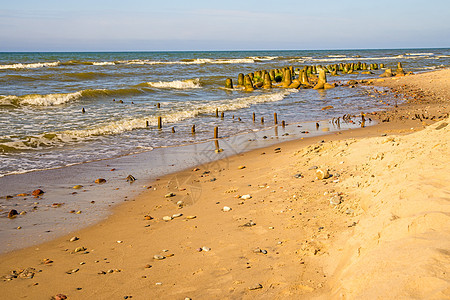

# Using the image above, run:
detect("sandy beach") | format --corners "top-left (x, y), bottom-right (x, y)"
top-left (1, 69), bottom-right (449, 299)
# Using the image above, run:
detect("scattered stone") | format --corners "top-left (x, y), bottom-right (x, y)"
top-left (316, 169), bottom-right (330, 180)
top-left (321, 105), bottom-right (334, 110)
top-left (117, 240), bottom-right (123, 244)
top-left (192, 168), bottom-right (200, 171)
top-left (74, 246), bottom-right (87, 253)
top-left (52, 294), bottom-right (67, 300)
top-left (186, 215), bottom-right (197, 220)
top-left (95, 178), bottom-right (106, 184)
top-left (73, 185), bottom-right (83, 189)
top-left (294, 173), bottom-right (303, 179)
top-left (222, 206), bottom-right (232, 212)
top-left (66, 268), bottom-right (79, 274)
top-left (172, 213), bottom-right (183, 218)
top-left (32, 189), bottom-right (44, 197)
top-left (7, 209), bottom-right (18, 219)
top-left (164, 192), bottom-right (175, 198)
top-left (240, 194), bottom-right (252, 200)
top-left (253, 248), bottom-right (267, 254)
top-left (144, 215), bottom-right (153, 220)
top-left (238, 165), bottom-right (246, 169)
top-left (16, 193), bottom-right (29, 197)
top-left (144, 264), bottom-right (152, 269)
top-left (201, 246), bottom-right (211, 252)
top-left (248, 283), bottom-right (263, 290)
top-left (162, 216), bottom-right (172, 221)
top-left (42, 258), bottom-right (53, 265)
top-left (241, 220), bottom-right (256, 227)
top-left (330, 195), bottom-right (342, 205)
top-left (19, 211), bottom-right (27, 215)
top-left (308, 166), bottom-right (318, 170)
top-left (126, 175), bottom-right (136, 182)
top-left (153, 255), bottom-right (165, 260)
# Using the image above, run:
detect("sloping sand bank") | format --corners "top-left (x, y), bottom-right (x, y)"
top-left (0, 69), bottom-right (448, 299)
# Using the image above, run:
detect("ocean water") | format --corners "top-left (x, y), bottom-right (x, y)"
top-left (1, 49), bottom-right (449, 177)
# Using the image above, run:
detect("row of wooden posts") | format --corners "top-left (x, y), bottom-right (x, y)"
top-left (152, 107), bottom-right (285, 138)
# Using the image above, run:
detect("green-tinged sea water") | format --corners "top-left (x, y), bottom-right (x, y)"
top-left (0, 49), bottom-right (449, 177)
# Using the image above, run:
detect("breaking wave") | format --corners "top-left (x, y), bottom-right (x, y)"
top-left (145, 78), bottom-right (201, 89)
top-left (0, 61), bottom-right (61, 70)
top-left (0, 88), bottom-right (144, 107)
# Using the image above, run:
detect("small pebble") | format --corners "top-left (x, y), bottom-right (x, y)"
top-left (248, 283), bottom-right (263, 290)
top-left (153, 255), bottom-right (165, 260)
top-left (94, 178), bottom-right (106, 184)
top-left (222, 206), bottom-right (232, 212)
top-left (240, 194), bottom-right (252, 200)
top-left (172, 213), bottom-right (183, 218)
top-left (201, 246), bottom-right (211, 252)
top-left (162, 216), bottom-right (172, 221)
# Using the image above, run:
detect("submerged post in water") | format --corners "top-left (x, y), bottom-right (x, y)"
top-left (158, 116), bottom-right (162, 129)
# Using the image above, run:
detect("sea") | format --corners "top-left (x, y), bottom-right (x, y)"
top-left (0, 49), bottom-right (449, 252)
top-left (1, 49), bottom-right (449, 177)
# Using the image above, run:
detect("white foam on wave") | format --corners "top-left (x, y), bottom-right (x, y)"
top-left (248, 56), bottom-right (278, 61)
top-left (405, 52), bottom-right (434, 56)
top-left (0, 91), bottom-right (83, 106)
top-left (290, 55), bottom-right (416, 63)
top-left (93, 61), bottom-right (116, 66)
top-left (146, 78), bottom-right (201, 89)
top-left (119, 58), bottom-right (255, 65)
top-left (0, 61), bottom-right (60, 70)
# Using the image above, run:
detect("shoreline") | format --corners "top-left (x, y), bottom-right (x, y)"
top-left (0, 113), bottom-right (371, 254)
top-left (0, 68), bottom-right (449, 299)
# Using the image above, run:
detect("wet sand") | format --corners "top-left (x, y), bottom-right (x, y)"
top-left (0, 69), bottom-right (449, 299)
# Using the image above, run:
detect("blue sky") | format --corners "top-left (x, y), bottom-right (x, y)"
top-left (0, 0), bottom-right (449, 51)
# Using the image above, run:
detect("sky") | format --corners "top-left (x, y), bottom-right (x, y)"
top-left (0, 0), bottom-right (449, 51)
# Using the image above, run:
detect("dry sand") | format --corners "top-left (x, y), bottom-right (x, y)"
top-left (0, 69), bottom-right (449, 299)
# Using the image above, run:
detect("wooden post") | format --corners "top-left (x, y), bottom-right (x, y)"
top-left (274, 113), bottom-right (278, 125)
top-left (191, 124), bottom-right (196, 134)
top-left (316, 122), bottom-right (320, 129)
top-left (221, 112), bottom-right (224, 119)
top-left (252, 112), bottom-right (256, 122)
top-left (214, 126), bottom-right (218, 139)
top-left (261, 117), bottom-right (264, 124)
top-left (158, 116), bottom-right (162, 129)
top-left (157, 103), bottom-right (160, 108)
top-left (282, 120), bottom-right (285, 127)
top-left (215, 108), bottom-right (219, 117)
top-left (172, 127), bottom-right (175, 133)
top-left (146, 121), bottom-right (149, 127)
